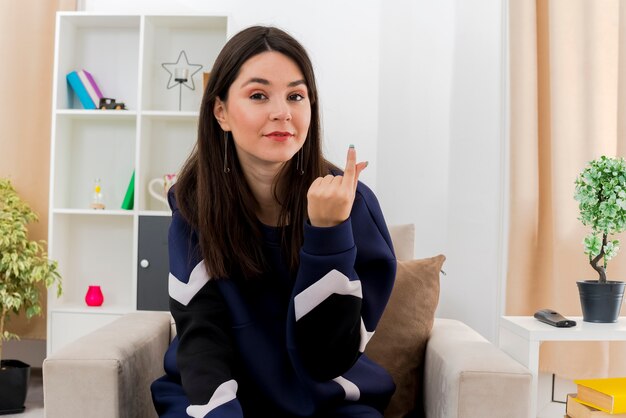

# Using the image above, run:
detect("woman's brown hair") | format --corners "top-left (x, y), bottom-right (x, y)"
top-left (175, 25), bottom-right (330, 279)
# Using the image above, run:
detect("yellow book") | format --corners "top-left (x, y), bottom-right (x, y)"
top-left (574, 377), bottom-right (626, 414)
top-left (567, 394), bottom-right (626, 418)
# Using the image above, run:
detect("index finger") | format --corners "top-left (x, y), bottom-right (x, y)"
top-left (343, 144), bottom-right (357, 183)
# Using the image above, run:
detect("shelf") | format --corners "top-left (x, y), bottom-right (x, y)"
top-left (48, 12), bottom-right (228, 355)
top-left (141, 110), bottom-right (199, 119)
top-left (49, 213), bottom-right (134, 309)
top-left (141, 15), bottom-right (227, 111)
top-left (50, 304), bottom-right (133, 315)
top-left (145, 15), bottom-right (227, 29)
top-left (56, 109), bottom-right (137, 119)
top-left (55, 14), bottom-right (140, 110)
top-left (137, 210), bottom-right (172, 217)
top-left (138, 117), bottom-right (196, 211)
top-left (53, 208), bottom-right (134, 216)
top-left (56, 13), bottom-right (141, 28)
top-left (500, 316), bottom-right (626, 341)
top-left (52, 115), bottom-right (136, 210)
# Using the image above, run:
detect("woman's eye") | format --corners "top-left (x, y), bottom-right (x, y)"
top-left (289, 93), bottom-right (305, 101)
top-left (250, 93), bottom-right (267, 100)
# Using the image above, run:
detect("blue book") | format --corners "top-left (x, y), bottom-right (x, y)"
top-left (66, 71), bottom-right (96, 109)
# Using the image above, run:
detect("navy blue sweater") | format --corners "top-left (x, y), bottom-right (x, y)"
top-left (161, 181), bottom-right (396, 417)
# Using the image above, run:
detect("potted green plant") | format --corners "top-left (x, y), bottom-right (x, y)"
top-left (0, 178), bottom-right (62, 413)
top-left (574, 155), bottom-right (626, 323)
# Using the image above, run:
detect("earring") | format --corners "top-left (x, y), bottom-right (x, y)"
top-left (296, 146), bottom-right (304, 175)
top-left (223, 131), bottom-right (231, 173)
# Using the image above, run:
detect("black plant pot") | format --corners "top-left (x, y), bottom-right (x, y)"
top-left (0, 360), bottom-right (30, 415)
top-left (577, 280), bottom-right (626, 323)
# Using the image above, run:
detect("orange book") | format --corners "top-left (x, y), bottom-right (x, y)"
top-left (574, 377), bottom-right (626, 414)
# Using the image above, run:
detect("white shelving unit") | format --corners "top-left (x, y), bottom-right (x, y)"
top-left (47, 12), bottom-right (228, 354)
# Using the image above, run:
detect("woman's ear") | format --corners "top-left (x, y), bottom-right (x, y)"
top-left (213, 97), bottom-right (230, 131)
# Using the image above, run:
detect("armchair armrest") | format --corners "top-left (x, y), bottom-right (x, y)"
top-left (43, 311), bottom-right (172, 418)
top-left (424, 318), bottom-right (531, 418)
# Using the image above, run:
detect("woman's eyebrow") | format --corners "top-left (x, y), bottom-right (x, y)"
top-left (241, 78), bottom-right (306, 88)
top-left (242, 77), bottom-right (269, 86)
top-left (288, 79), bottom-right (306, 88)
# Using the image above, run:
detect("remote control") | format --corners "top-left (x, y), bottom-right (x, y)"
top-left (533, 309), bottom-right (577, 327)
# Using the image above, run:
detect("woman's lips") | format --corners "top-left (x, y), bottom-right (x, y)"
top-left (265, 132), bottom-right (293, 142)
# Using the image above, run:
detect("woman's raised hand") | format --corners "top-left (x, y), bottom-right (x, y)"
top-left (307, 145), bottom-right (368, 227)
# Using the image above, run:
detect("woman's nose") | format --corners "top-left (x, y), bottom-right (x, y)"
top-left (269, 101), bottom-right (291, 121)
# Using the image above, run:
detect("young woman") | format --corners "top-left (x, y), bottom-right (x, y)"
top-left (151, 25), bottom-right (397, 418)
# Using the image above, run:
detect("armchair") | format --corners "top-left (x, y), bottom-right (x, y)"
top-left (43, 225), bottom-right (531, 417)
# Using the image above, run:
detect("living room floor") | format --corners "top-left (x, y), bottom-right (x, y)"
top-left (4, 368), bottom-right (43, 418)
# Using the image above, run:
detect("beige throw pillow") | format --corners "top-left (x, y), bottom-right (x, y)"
top-left (364, 254), bottom-right (446, 418)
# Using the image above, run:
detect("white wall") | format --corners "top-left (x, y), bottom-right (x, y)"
top-left (442, 0), bottom-right (507, 342)
top-left (82, 0), bottom-right (508, 343)
top-left (378, 0), bottom-right (507, 342)
top-left (377, 0), bottom-right (454, 262)
top-left (3, 339), bottom-right (46, 367)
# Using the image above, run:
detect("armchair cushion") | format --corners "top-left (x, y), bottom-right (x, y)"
top-left (387, 224), bottom-right (416, 261)
top-left (43, 311), bottom-right (171, 418)
top-left (424, 319), bottom-right (532, 418)
top-left (364, 254), bottom-right (446, 418)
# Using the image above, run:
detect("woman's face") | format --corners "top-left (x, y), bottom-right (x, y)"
top-left (214, 51), bottom-right (311, 172)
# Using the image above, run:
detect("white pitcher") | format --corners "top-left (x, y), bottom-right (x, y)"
top-left (148, 174), bottom-right (177, 206)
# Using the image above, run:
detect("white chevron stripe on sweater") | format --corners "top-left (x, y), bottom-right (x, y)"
top-left (186, 379), bottom-right (238, 417)
top-left (332, 376), bottom-right (360, 401)
top-left (293, 269), bottom-right (362, 321)
top-left (169, 260), bottom-right (210, 306)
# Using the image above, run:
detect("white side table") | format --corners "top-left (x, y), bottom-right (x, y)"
top-left (499, 316), bottom-right (626, 418)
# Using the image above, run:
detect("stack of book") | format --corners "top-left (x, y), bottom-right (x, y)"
top-left (565, 377), bottom-right (626, 418)
top-left (66, 69), bottom-right (103, 109)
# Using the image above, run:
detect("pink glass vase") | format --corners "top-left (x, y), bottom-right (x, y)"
top-left (85, 285), bottom-right (104, 307)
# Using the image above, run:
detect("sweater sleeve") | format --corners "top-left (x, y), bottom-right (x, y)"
top-left (292, 182), bottom-right (396, 381)
top-left (167, 190), bottom-right (244, 418)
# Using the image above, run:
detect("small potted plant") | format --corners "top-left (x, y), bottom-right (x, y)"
top-left (574, 155), bottom-right (626, 323)
top-left (0, 178), bottom-right (62, 413)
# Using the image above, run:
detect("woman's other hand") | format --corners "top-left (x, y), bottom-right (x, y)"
top-left (307, 145), bottom-right (368, 227)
